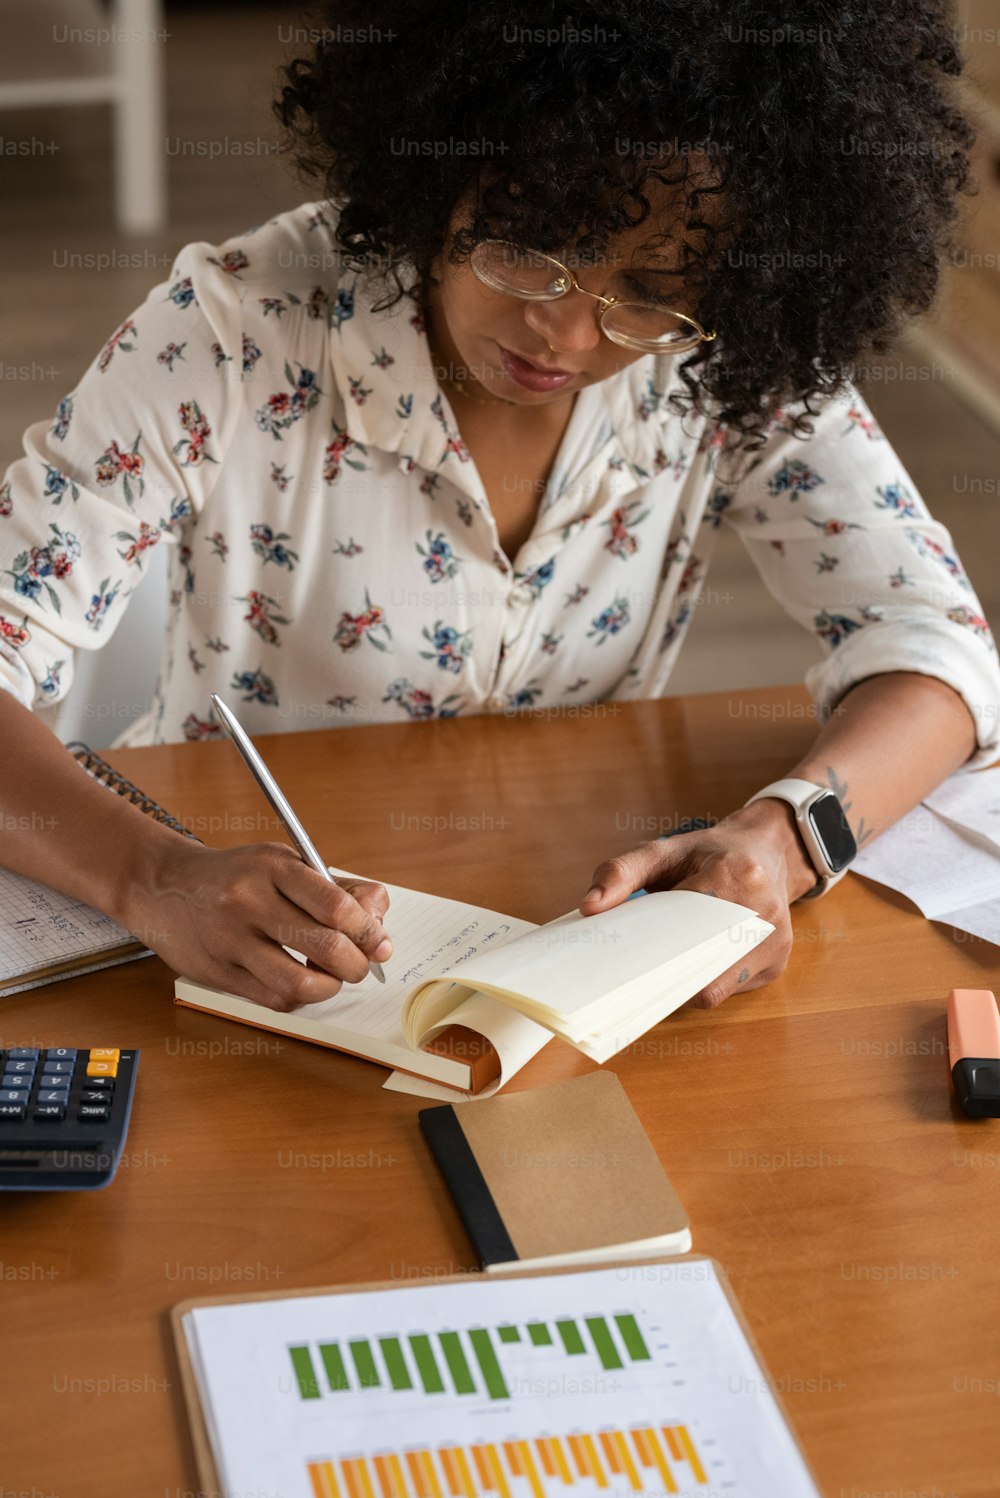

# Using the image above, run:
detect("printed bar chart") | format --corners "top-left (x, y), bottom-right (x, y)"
top-left (291, 1314), bottom-right (652, 1403)
top-left (306, 1424), bottom-right (709, 1498)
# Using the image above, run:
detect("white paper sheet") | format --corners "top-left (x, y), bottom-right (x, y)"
top-left (852, 803), bottom-right (1000, 943)
top-left (182, 1260), bottom-right (820, 1498)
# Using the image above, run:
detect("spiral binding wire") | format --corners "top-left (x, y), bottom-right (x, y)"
top-left (66, 741), bottom-right (201, 842)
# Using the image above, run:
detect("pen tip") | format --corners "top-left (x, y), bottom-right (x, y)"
top-left (370, 961), bottom-right (386, 984)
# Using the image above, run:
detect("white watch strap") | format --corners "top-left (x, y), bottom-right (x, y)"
top-left (746, 777), bottom-right (825, 815)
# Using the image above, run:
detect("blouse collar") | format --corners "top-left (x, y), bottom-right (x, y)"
top-left (326, 263), bottom-right (685, 499)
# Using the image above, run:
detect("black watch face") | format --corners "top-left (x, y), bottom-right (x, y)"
top-left (808, 793), bottom-right (858, 873)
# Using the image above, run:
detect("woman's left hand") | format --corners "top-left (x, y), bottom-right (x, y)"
top-left (579, 799), bottom-right (819, 1008)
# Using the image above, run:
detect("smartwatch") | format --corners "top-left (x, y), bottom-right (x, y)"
top-left (744, 777), bottom-right (857, 899)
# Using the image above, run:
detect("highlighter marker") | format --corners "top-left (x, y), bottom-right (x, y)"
top-left (947, 988), bottom-right (1000, 1118)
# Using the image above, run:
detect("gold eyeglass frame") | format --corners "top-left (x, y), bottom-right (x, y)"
top-left (469, 239), bottom-right (717, 354)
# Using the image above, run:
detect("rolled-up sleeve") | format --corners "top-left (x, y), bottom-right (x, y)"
top-left (0, 241), bottom-right (244, 712)
top-left (720, 385), bottom-right (1000, 768)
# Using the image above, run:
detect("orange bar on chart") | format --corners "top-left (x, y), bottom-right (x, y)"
top-left (663, 1428), bottom-right (684, 1462)
top-left (309, 1463), bottom-right (340, 1498)
top-left (598, 1435), bottom-right (621, 1472)
top-left (406, 1452), bottom-right (429, 1498)
top-left (503, 1444), bottom-right (522, 1476)
top-left (567, 1436), bottom-right (590, 1479)
top-left (439, 1449), bottom-right (464, 1498)
top-left (630, 1430), bottom-right (654, 1467)
top-left (675, 1426), bottom-right (709, 1484)
top-left (341, 1461), bottom-right (364, 1498)
top-left (534, 1440), bottom-right (556, 1478)
top-left (373, 1456), bottom-right (396, 1498)
top-left (471, 1448), bottom-right (494, 1488)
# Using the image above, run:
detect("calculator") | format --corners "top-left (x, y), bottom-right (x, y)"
top-left (0, 1047), bottom-right (139, 1190)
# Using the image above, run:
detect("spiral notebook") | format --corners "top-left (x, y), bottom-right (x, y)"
top-left (0, 742), bottom-right (194, 997)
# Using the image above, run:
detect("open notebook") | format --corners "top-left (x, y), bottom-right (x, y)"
top-left (0, 743), bottom-right (195, 996)
top-left (175, 872), bottom-right (772, 1094)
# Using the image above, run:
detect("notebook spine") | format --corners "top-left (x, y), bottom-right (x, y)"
top-left (67, 741), bottom-right (201, 842)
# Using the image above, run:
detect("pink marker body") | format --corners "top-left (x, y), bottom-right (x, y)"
top-left (947, 988), bottom-right (1000, 1118)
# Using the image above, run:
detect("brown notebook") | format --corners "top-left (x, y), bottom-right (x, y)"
top-left (419, 1071), bottom-right (691, 1272)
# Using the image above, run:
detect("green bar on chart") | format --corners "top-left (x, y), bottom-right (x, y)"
top-left (439, 1331), bottom-right (477, 1395)
top-left (318, 1342), bottom-right (351, 1392)
top-left (468, 1329), bottom-right (510, 1401)
top-left (585, 1317), bottom-right (623, 1371)
top-left (409, 1334), bottom-right (446, 1394)
top-left (379, 1337), bottom-right (413, 1391)
top-left (498, 1326), bottom-right (521, 1344)
top-left (289, 1345), bottom-right (321, 1400)
top-left (527, 1322), bottom-right (553, 1346)
top-left (556, 1319), bottom-right (586, 1356)
top-left (349, 1339), bottom-right (380, 1389)
top-left (614, 1313), bottom-right (651, 1361)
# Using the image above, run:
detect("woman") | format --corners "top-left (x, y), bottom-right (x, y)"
top-left (0, 1), bottom-right (996, 1013)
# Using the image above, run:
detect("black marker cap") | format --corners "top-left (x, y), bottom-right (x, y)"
top-left (951, 1058), bottom-right (1000, 1119)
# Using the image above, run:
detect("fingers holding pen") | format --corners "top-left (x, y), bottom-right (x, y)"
top-left (273, 858), bottom-right (394, 964)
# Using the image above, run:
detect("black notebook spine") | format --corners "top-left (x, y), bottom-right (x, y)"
top-left (67, 741), bottom-right (201, 842)
top-left (418, 1105), bottom-right (519, 1270)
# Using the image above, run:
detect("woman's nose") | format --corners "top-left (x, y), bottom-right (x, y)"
top-left (522, 295), bottom-right (604, 357)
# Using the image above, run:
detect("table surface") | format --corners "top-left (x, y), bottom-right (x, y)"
top-left (2, 686), bottom-right (998, 1497)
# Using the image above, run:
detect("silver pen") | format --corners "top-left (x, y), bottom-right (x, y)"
top-left (210, 692), bottom-right (386, 983)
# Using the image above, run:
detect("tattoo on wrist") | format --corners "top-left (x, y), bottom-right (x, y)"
top-left (737, 967), bottom-right (750, 985)
top-left (825, 766), bottom-right (873, 846)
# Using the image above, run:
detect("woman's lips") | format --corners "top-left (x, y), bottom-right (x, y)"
top-left (498, 345), bottom-right (576, 392)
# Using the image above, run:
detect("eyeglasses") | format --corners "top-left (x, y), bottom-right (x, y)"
top-left (469, 239), bottom-right (717, 354)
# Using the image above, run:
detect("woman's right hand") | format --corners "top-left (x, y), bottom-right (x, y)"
top-left (125, 839), bottom-right (393, 1010)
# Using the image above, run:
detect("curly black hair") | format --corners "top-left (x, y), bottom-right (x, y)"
top-left (276, 1), bottom-right (974, 448)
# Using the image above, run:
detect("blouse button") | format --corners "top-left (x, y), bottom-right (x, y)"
top-left (486, 693), bottom-right (507, 711)
top-left (507, 586), bottom-right (532, 608)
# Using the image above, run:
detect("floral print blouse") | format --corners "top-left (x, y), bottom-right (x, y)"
top-left (1, 201), bottom-right (998, 757)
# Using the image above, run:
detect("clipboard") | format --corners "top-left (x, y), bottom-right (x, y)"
top-left (170, 1253), bottom-right (823, 1498)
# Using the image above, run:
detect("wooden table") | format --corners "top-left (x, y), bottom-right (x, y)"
top-left (2, 685), bottom-right (998, 1496)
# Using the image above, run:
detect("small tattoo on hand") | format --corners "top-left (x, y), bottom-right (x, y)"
top-left (738, 967), bottom-right (750, 984)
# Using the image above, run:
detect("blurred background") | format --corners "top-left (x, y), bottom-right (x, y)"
top-left (1, 0), bottom-right (999, 745)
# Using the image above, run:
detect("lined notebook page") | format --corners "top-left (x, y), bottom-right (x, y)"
top-left (292, 876), bottom-right (534, 1044)
top-left (0, 867), bottom-right (139, 988)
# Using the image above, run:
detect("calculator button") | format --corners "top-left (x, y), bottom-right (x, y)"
top-left (89, 1049), bottom-right (120, 1063)
top-left (8, 1048), bottom-right (40, 1060)
top-left (0, 1089), bottom-right (29, 1105)
top-left (5, 1059), bottom-right (37, 1075)
top-left (41, 1060), bottom-right (74, 1075)
top-left (33, 1105), bottom-right (65, 1121)
top-left (2, 1074), bottom-right (32, 1090)
top-left (86, 1060), bottom-right (118, 1078)
top-left (37, 1089), bottom-right (70, 1104)
top-left (81, 1089), bottom-right (113, 1104)
top-left (44, 1048), bottom-right (77, 1061)
top-left (0, 1104), bottom-right (25, 1119)
top-left (77, 1105), bottom-right (110, 1122)
top-left (83, 1077), bottom-right (113, 1092)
